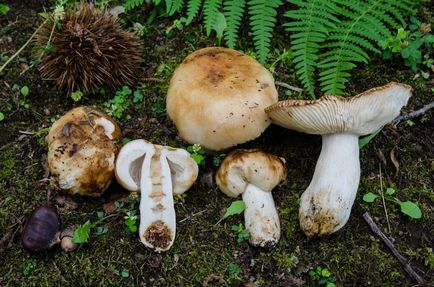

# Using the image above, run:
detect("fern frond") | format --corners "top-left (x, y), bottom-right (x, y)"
top-left (248, 0), bottom-right (282, 64)
top-left (284, 0), bottom-right (340, 98)
top-left (123, 0), bottom-right (145, 11)
top-left (223, 0), bottom-right (246, 48)
top-left (184, 0), bottom-right (202, 25)
top-left (203, 0), bottom-right (223, 36)
top-left (317, 0), bottom-right (416, 95)
top-left (167, 0), bottom-right (185, 15)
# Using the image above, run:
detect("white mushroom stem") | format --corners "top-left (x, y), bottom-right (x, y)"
top-left (139, 147), bottom-right (176, 252)
top-left (242, 183), bottom-right (280, 247)
top-left (299, 133), bottom-right (360, 237)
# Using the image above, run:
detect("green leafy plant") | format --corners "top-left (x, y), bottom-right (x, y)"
top-left (186, 144), bottom-right (205, 165)
top-left (226, 263), bottom-right (242, 284)
top-left (363, 187), bottom-right (422, 219)
top-left (0, 112), bottom-right (4, 121)
top-left (124, 0), bottom-right (282, 63)
top-left (73, 196), bottom-right (139, 244)
top-left (308, 266), bottom-right (336, 287)
top-left (212, 153), bottom-right (225, 167)
top-left (70, 91), bottom-right (83, 102)
top-left (381, 18), bottom-right (433, 75)
top-left (103, 86), bottom-right (133, 119)
top-left (0, 3), bottom-right (9, 15)
top-left (19, 85), bottom-right (31, 109)
top-left (285, 0), bottom-right (417, 98)
top-left (124, 211), bottom-right (138, 233)
top-left (216, 200), bottom-right (245, 224)
top-left (231, 223), bottom-right (250, 243)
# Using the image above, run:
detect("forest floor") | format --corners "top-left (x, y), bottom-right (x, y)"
top-left (0, 1), bottom-right (433, 286)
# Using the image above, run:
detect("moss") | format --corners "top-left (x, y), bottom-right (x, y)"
top-left (1, 2), bottom-right (433, 286)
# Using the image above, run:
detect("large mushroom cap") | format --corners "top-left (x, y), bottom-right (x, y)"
top-left (47, 106), bottom-right (121, 196)
top-left (167, 47), bottom-right (278, 151)
top-left (265, 82), bottom-right (412, 136)
top-left (215, 149), bottom-right (287, 197)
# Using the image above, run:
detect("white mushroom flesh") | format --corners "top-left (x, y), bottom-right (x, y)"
top-left (299, 133), bottom-right (360, 236)
top-left (115, 140), bottom-right (198, 252)
top-left (242, 183), bottom-right (281, 247)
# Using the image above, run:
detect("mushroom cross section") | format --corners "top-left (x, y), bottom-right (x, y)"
top-left (265, 82), bottom-right (412, 237)
top-left (215, 149), bottom-right (287, 247)
top-left (115, 139), bottom-right (198, 252)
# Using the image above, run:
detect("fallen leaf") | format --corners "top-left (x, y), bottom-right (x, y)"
top-left (202, 274), bottom-right (225, 286)
top-left (390, 147), bottom-right (400, 176)
top-left (103, 194), bottom-right (128, 214)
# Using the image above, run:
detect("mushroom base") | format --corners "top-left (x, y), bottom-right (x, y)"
top-left (299, 133), bottom-right (360, 237)
top-left (243, 183), bottom-right (280, 247)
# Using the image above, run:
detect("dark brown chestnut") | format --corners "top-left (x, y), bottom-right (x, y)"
top-left (21, 205), bottom-right (62, 253)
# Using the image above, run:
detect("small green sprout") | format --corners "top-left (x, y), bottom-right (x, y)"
top-left (187, 144), bottom-right (206, 165)
top-left (308, 266), bottom-right (336, 287)
top-left (227, 263), bottom-right (242, 284)
top-left (231, 223), bottom-right (250, 244)
top-left (363, 187), bottom-right (422, 219)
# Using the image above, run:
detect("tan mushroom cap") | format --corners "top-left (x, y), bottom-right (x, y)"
top-left (215, 149), bottom-right (287, 198)
top-left (47, 106), bottom-right (121, 196)
top-left (167, 47), bottom-right (278, 151)
top-left (265, 82), bottom-right (412, 136)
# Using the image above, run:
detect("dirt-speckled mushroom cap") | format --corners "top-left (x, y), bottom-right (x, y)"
top-left (215, 149), bottom-right (287, 198)
top-left (47, 106), bottom-right (121, 196)
top-left (265, 82), bottom-right (412, 136)
top-left (166, 47), bottom-right (278, 151)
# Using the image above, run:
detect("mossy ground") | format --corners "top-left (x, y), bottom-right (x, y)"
top-left (1, 1), bottom-right (433, 286)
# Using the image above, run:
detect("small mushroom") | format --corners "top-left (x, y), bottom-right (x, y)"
top-left (166, 47), bottom-right (278, 151)
top-left (265, 82), bottom-right (412, 237)
top-left (215, 149), bottom-right (287, 247)
top-left (115, 139), bottom-right (198, 252)
top-left (47, 106), bottom-right (121, 196)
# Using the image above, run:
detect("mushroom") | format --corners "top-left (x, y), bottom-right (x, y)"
top-left (166, 47), bottom-right (278, 151)
top-left (215, 149), bottom-right (287, 247)
top-left (115, 139), bottom-right (198, 252)
top-left (265, 82), bottom-right (412, 237)
top-left (47, 106), bottom-right (121, 196)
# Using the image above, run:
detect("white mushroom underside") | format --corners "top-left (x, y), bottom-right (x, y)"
top-left (242, 183), bottom-right (280, 247)
top-left (299, 133), bottom-right (360, 236)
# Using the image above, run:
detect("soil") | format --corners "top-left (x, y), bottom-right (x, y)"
top-left (0, 1), bottom-right (433, 286)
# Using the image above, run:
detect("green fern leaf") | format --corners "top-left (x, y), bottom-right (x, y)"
top-left (284, 0), bottom-right (340, 98)
top-left (123, 0), bottom-right (145, 11)
top-left (203, 0), bottom-right (223, 36)
top-left (167, 0), bottom-right (185, 15)
top-left (317, 0), bottom-right (417, 95)
top-left (223, 0), bottom-right (246, 48)
top-left (185, 0), bottom-right (202, 24)
top-left (248, 0), bottom-right (282, 64)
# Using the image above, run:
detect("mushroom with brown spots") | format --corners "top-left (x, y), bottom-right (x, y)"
top-left (166, 47), bottom-right (278, 151)
top-left (115, 139), bottom-right (198, 252)
top-left (47, 106), bottom-right (121, 197)
top-left (265, 82), bottom-right (412, 237)
top-left (215, 149), bottom-right (287, 247)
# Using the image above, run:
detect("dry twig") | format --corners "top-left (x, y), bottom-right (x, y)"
top-left (393, 101), bottom-right (434, 125)
top-left (275, 81), bottom-right (304, 92)
top-left (363, 212), bottom-right (426, 285)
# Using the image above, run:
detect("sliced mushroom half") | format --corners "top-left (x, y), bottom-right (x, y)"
top-left (115, 139), bottom-right (198, 252)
